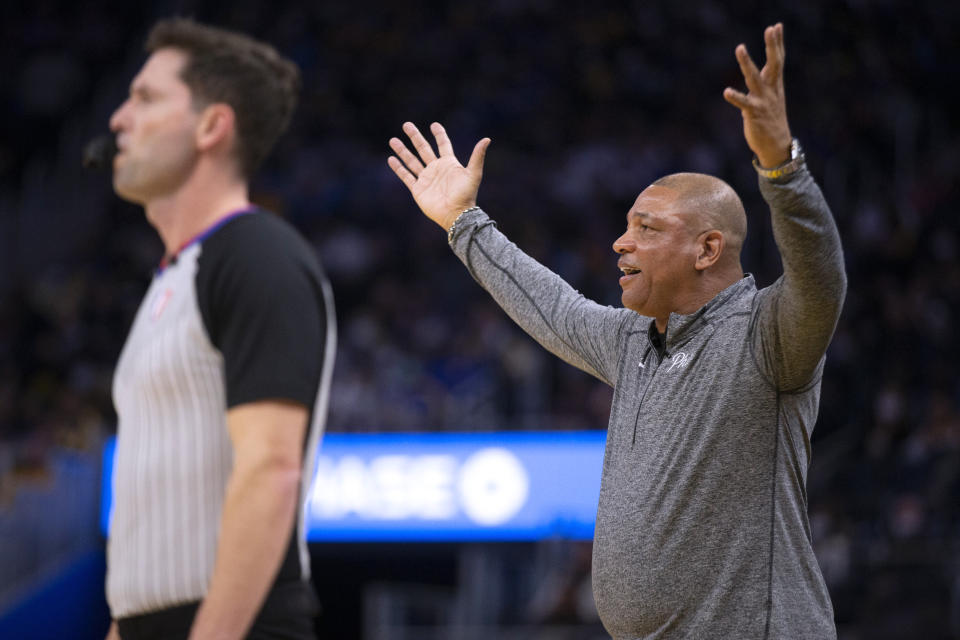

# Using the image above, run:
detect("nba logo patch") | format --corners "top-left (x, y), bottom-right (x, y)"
top-left (150, 288), bottom-right (173, 320)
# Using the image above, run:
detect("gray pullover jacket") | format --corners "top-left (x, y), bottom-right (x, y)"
top-left (448, 165), bottom-right (846, 639)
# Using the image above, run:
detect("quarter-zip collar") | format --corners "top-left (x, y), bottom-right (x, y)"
top-left (645, 275), bottom-right (757, 350)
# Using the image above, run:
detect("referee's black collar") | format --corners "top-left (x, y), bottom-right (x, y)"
top-left (156, 206), bottom-right (258, 275)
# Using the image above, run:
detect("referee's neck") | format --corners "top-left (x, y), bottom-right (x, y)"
top-left (145, 171), bottom-right (249, 256)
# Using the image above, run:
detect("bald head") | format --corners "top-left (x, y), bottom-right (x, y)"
top-left (651, 172), bottom-right (747, 263)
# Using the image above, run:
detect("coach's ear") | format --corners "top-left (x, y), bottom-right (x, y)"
top-left (694, 230), bottom-right (724, 271)
top-left (195, 103), bottom-right (237, 157)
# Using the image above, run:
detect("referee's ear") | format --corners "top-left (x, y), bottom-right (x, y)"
top-left (195, 102), bottom-right (238, 161)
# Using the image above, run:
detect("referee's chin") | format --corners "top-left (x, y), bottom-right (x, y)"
top-left (112, 176), bottom-right (147, 206)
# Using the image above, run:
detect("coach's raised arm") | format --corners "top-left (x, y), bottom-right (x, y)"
top-left (388, 117), bottom-right (631, 385)
top-left (724, 22), bottom-right (847, 390)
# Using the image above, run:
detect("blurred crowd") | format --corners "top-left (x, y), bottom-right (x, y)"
top-left (1, 1), bottom-right (958, 637)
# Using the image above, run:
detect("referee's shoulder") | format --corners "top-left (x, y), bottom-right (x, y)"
top-left (211, 209), bottom-right (320, 264)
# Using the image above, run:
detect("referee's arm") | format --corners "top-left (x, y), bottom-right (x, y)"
top-left (188, 400), bottom-right (308, 640)
top-left (190, 213), bottom-right (330, 640)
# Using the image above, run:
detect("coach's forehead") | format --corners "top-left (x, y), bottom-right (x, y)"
top-left (629, 184), bottom-right (700, 225)
top-left (633, 185), bottom-right (678, 211)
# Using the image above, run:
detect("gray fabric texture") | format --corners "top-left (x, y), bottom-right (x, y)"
top-left (448, 165), bottom-right (846, 639)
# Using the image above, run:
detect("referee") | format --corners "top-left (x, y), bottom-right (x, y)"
top-left (104, 19), bottom-right (334, 640)
top-left (388, 24), bottom-right (845, 639)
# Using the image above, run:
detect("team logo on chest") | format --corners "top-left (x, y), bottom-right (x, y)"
top-left (667, 351), bottom-right (690, 371)
top-left (150, 288), bottom-right (174, 320)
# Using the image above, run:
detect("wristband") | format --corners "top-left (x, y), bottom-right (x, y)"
top-left (752, 138), bottom-right (805, 180)
top-left (447, 206), bottom-right (480, 243)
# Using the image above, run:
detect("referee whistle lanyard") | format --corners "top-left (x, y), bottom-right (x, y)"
top-left (156, 205), bottom-right (258, 273)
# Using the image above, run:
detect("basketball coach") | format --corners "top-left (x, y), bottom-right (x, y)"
top-left (388, 23), bottom-right (845, 639)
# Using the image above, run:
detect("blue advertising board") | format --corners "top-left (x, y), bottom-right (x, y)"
top-left (101, 431), bottom-right (605, 542)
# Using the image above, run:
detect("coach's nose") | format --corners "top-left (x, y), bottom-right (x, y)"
top-left (613, 231), bottom-right (635, 254)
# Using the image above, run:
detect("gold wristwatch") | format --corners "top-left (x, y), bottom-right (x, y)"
top-left (752, 138), bottom-right (805, 180)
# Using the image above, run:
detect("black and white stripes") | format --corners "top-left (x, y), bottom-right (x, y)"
top-left (108, 212), bottom-right (335, 618)
top-left (109, 243), bottom-right (232, 616)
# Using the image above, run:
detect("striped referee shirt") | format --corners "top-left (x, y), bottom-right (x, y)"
top-left (107, 209), bottom-right (335, 619)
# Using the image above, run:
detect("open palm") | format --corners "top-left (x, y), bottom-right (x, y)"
top-left (388, 122), bottom-right (491, 231)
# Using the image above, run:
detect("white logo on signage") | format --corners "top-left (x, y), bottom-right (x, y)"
top-left (308, 454), bottom-right (457, 520)
top-left (307, 447), bottom-right (530, 526)
top-left (458, 448), bottom-right (529, 526)
top-left (667, 352), bottom-right (690, 371)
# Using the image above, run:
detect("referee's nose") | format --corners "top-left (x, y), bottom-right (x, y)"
top-left (110, 98), bottom-right (132, 135)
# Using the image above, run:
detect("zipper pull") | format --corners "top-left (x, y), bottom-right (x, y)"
top-left (640, 345), bottom-right (652, 369)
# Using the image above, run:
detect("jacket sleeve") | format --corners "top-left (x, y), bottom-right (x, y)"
top-left (449, 208), bottom-right (634, 387)
top-left (750, 165), bottom-right (847, 392)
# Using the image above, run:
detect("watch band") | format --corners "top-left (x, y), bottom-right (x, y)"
top-left (447, 206), bottom-right (480, 244)
top-left (752, 138), bottom-right (805, 180)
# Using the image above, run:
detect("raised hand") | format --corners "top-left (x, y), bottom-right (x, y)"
top-left (723, 23), bottom-right (793, 168)
top-left (388, 122), bottom-right (491, 231)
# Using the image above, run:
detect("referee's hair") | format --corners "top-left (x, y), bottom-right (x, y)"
top-left (146, 17), bottom-right (301, 179)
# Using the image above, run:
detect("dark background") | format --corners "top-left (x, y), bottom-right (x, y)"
top-left (1, 1), bottom-right (958, 638)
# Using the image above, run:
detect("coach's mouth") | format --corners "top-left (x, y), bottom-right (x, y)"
top-left (619, 265), bottom-right (641, 286)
